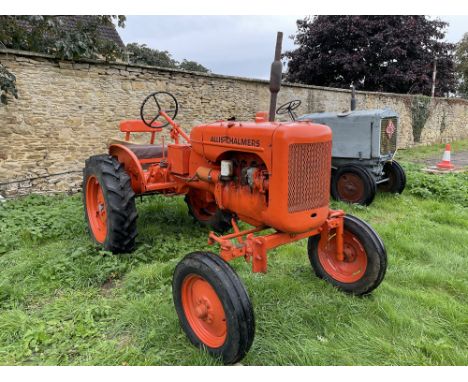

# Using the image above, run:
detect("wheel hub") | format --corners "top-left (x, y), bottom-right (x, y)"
top-left (181, 275), bottom-right (227, 348)
top-left (344, 183), bottom-right (357, 193)
top-left (337, 173), bottom-right (365, 202)
top-left (319, 230), bottom-right (368, 283)
top-left (343, 243), bottom-right (357, 262)
top-left (195, 297), bottom-right (213, 323)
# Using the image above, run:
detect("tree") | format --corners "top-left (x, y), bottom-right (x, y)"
top-left (179, 59), bottom-right (210, 73)
top-left (0, 16), bottom-right (126, 61)
top-left (126, 43), bottom-right (210, 73)
top-left (455, 33), bottom-right (468, 98)
top-left (126, 43), bottom-right (178, 68)
top-left (285, 16), bottom-right (456, 96)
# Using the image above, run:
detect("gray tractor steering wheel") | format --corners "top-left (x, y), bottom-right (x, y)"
top-left (276, 99), bottom-right (302, 121)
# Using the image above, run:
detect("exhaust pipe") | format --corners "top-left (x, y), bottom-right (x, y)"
top-left (350, 84), bottom-right (357, 111)
top-left (268, 31), bottom-right (283, 122)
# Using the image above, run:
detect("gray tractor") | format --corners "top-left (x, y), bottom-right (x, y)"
top-left (273, 86), bottom-right (407, 206)
top-left (296, 108), bottom-right (406, 205)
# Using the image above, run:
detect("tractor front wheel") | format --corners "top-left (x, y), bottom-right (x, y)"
top-left (331, 164), bottom-right (376, 206)
top-left (307, 215), bottom-right (387, 295)
top-left (83, 155), bottom-right (137, 253)
top-left (172, 251), bottom-right (255, 364)
top-left (378, 160), bottom-right (406, 194)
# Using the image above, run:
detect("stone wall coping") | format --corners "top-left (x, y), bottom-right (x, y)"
top-left (2, 47), bottom-right (468, 105)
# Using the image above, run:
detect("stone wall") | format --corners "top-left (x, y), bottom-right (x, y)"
top-left (1, 49), bottom-right (467, 197)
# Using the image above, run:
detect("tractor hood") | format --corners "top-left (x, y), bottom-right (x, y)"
top-left (190, 119), bottom-right (331, 169)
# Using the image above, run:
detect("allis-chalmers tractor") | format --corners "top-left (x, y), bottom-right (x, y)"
top-left (83, 33), bottom-right (387, 364)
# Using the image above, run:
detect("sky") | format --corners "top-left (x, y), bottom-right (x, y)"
top-left (117, 15), bottom-right (468, 80)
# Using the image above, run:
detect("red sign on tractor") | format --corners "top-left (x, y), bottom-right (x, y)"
top-left (386, 119), bottom-right (396, 139)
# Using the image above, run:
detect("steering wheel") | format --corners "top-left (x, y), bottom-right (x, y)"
top-left (140, 91), bottom-right (179, 128)
top-left (276, 99), bottom-right (302, 121)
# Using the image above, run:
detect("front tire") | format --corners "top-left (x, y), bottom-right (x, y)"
top-left (331, 164), bottom-right (377, 206)
top-left (378, 160), bottom-right (406, 194)
top-left (172, 251), bottom-right (255, 364)
top-left (83, 155), bottom-right (138, 253)
top-left (307, 215), bottom-right (387, 295)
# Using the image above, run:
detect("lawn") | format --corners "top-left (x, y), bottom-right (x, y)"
top-left (0, 141), bottom-right (467, 365)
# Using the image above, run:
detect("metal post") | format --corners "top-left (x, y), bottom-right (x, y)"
top-left (268, 32), bottom-right (283, 122)
top-left (431, 58), bottom-right (438, 98)
top-left (350, 83), bottom-right (357, 111)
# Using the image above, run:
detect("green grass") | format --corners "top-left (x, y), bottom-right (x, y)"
top-left (394, 138), bottom-right (468, 207)
top-left (0, 143), bottom-right (467, 365)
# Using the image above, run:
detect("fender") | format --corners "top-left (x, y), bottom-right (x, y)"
top-left (109, 144), bottom-right (146, 194)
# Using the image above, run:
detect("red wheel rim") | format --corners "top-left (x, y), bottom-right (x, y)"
top-left (336, 173), bottom-right (365, 203)
top-left (181, 274), bottom-right (227, 348)
top-left (188, 190), bottom-right (217, 222)
top-left (318, 230), bottom-right (368, 283)
top-left (85, 176), bottom-right (107, 243)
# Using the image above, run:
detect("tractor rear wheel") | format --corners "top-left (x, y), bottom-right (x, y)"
top-left (172, 251), bottom-right (255, 365)
top-left (185, 189), bottom-right (233, 233)
top-left (83, 155), bottom-right (137, 253)
top-left (378, 160), bottom-right (406, 194)
top-left (307, 215), bottom-right (387, 295)
top-left (331, 164), bottom-right (377, 206)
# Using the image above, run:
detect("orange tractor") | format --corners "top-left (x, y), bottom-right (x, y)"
top-left (83, 33), bottom-right (387, 364)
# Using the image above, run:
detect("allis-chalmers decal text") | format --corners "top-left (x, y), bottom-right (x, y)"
top-left (210, 136), bottom-right (261, 147)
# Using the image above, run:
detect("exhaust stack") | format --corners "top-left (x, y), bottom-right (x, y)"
top-left (350, 84), bottom-right (357, 111)
top-left (268, 31), bottom-right (283, 122)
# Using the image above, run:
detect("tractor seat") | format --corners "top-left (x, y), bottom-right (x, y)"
top-left (109, 139), bottom-right (168, 160)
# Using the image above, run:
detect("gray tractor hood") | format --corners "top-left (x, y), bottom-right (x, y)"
top-left (297, 108), bottom-right (399, 159)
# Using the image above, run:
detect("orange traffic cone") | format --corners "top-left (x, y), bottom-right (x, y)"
top-left (436, 144), bottom-right (455, 170)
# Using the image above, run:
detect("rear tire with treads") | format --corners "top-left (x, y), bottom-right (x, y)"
top-left (185, 189), bottom-right (233, 233)
top-left (331, 164), bottom-right (377, 206)
top-left (83, 154), bottom-right (138, 253)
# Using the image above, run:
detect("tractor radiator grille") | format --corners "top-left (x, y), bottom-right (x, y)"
top-left (288, 142), bottom-right (332, 213)
top-left (380, 118), bottom-right (398, 155)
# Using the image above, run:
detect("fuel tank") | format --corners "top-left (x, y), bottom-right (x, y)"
top-left (190, 119), bottom-right (333, 233)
